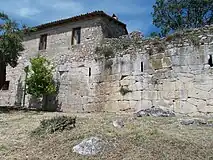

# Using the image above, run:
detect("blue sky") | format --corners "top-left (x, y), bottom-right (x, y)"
top-left (0, 0), bottom-right (159, 36)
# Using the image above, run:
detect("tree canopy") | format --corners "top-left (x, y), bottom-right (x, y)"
top-left (152, 0), bottom-right (213, 36)
top-left (0, 12), bottom-right (26, 67)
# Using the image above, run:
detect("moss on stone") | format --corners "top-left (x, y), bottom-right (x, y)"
top-left (162, 57), bottom-right (172, 67)
top-left (150, 59), bottom-right (163, 70)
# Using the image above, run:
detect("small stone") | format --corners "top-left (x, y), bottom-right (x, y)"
top-left (194, 118), bottom-right (207, 125)
top-left (134, 110), bottom-right (148, 117)
top-left (207, 120), bottom-right (213, 127)
top-left (180, 119), bottom-right (195, 125)
top-left (112, 119), bottom-right (124, 128)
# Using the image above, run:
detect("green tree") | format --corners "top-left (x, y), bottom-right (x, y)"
top-left (149, 32), bottom-right (160, 38)
top-left (152, 0), bottom-right (213, 36)
top-left (26, 55), bottom-right (56, 109)
top-left (0, 12), bottom-right (33, 88)
top-left (0, 12), bottom-right (27, 67)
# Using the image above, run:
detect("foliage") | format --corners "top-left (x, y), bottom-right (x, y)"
top-left (119, 86), bottom-right (132, 96)
top-left (104, 59), bottom-right (113, 69)
top-left (152, 0), bottom-right (213, 36)
top-left (0, 12), bottom-right (33, 67)
top-left (95, 46), bottom-right (114, 59)
top-left (149, 32), bottom-right (161, 38)
top-left (26, 55), bottom-right (56, 98)
top-left (31, 116), bottom-right (76, 136)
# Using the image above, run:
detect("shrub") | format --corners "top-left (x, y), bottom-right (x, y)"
top-left (119, 86), bottom-right (132, 96)
top-left (95, 46), bottom-right (114, 59)
top-left (26, 55), bottom-right (56, 98)
top-left (31, 116), bottom-right (76, 136)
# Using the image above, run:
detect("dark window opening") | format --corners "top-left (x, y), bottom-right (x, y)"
top-left (39, 34), bottom-right (47, 50)
top-left (89, 67), bottom-right (91, 77)
top-left (141, 62), bottom-right (144, 72)
top-left (208, 55), bottom-right (213, 67)
top-left (72, 27), bottom-right (81, 45)
top-left (2, 81), bottom-right (9, 90)
top-left (0, 64), bottom-right (9, 90)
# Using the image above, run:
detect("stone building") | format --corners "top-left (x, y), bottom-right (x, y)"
top-left (0, 11), bottom-right (128, 110)
top-left (1, 11), bottom-right (213, 116)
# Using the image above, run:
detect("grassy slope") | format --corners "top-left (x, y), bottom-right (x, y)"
top-left (0, 111), bottom-right (213, 160)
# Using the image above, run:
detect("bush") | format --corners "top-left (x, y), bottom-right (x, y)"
top-left (31, 116), bottom-right (76, 136)
top-left (119, 86), bottom-right (132, 96)
top-left (26, 55), bottom-right (56, 98)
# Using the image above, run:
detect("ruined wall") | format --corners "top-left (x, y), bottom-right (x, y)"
top-left (101, 18), bottom-right (127, 38)
top-left (91, 25), bottom-right (213, 116)
top-left (1, 18), bottom-right (213, 116)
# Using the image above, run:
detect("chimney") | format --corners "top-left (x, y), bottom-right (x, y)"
top-left (112, 14), bottom-right (118, 20)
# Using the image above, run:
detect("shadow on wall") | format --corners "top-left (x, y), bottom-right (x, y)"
top-left (28, 80), bottom-right (62, 112)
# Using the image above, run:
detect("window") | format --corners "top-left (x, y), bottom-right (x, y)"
top-left (208, 55), bottom-right (213, 67)
top-left (0, 64), bottom-right (9, 90)
top-left (89, 67), bottom-right (91, 77)
top-left (141, 62), bottom-right (144, 72)
top-left (72, 27), bottom-right (81, 45)
top-left (2, 81), bottom-right (9, 90)
top-left (39, 34), bottom-right (47, 50)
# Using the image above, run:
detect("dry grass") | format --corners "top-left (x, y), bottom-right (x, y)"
top-left (0, 111), bottom-right (213, 160)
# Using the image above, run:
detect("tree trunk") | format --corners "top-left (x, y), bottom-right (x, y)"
top-left (42, 94), bottom-right (48, 111)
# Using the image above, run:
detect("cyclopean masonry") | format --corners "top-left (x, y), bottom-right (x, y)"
top-left (1, 11), bottom-right (213, 116)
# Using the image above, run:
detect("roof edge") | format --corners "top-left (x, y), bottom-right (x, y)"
top-left (33, 11), bottom-right (127, 32)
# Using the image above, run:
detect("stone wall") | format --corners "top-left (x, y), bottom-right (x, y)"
top-left (0, 16), bottom-right (127, 110)
top-left (90, 25), bottom-right (213, 116)
top-left (1, 19), bottom-right (213, 116)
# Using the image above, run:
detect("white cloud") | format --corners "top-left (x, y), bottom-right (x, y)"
top-left (18, 7), bottom-right (40, 18)
top-left (0, 0), bottom-right (40, 19)
top-left (52, 1), bottom-right (83, 11)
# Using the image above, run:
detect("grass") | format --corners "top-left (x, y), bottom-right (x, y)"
top-left (0, 111), bottom-right (213, 160)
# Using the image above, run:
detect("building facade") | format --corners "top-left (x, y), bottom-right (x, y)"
top-left (1, 11), bottom-right (213, 116)
top-left (0, 11), bottom-right (127, 111)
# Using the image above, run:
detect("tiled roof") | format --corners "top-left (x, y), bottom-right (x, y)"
top-left (34, 11), bottom-right (127, 31)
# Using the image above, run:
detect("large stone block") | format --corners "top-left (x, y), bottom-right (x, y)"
top-left (142, 91), bottom-right (158, 100)
top-left (150, 59), bottom-right (163, 70)
top-left (162, 81), bottom-right (176, 91)
top-left (175, 90), bottom-right (188, 100)
top-left (134, 100), bottom-right (152, 112)
top-left (207, 99), bottom-right (213, 106)
top-left (174, 100), bottom-right (198, 114)
top-left (104, 101), bottom-right (131, 112)
top-left (188, 88), bottom-right (209, 100)
top-left (153, 99), bottom-right (174, 111)
top-left (162, 57), bottom-right (172, 68)
top-left (198, 106), bottom-right (213, 113)
top-left (131, 91), bottom-right (142, 101)
top-left (187, 98), bottom-right (206, 109)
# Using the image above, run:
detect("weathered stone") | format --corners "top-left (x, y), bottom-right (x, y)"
top-left (112, 119), bottom-right (124, 128)
top-left (162, 57), bottom-right (172, 68)
top-left (198, 106), bottom-right (213, 113)
top-left (150, 59), bottom-right (163, 70)
top-left (73, 137), bottom-right (106, 156)
top-left (1, 13), bottom-right (213, 115)
top-left (174, 101), bottom-right (198, 114)
top-left (135, 107), bottom-right (175, 117)
top-left (135, 100), bottom-right (152, 111)
top-left (188, 88), bottom-right (209, 100)
top-left (180, 119), bottom-right (195, 125)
